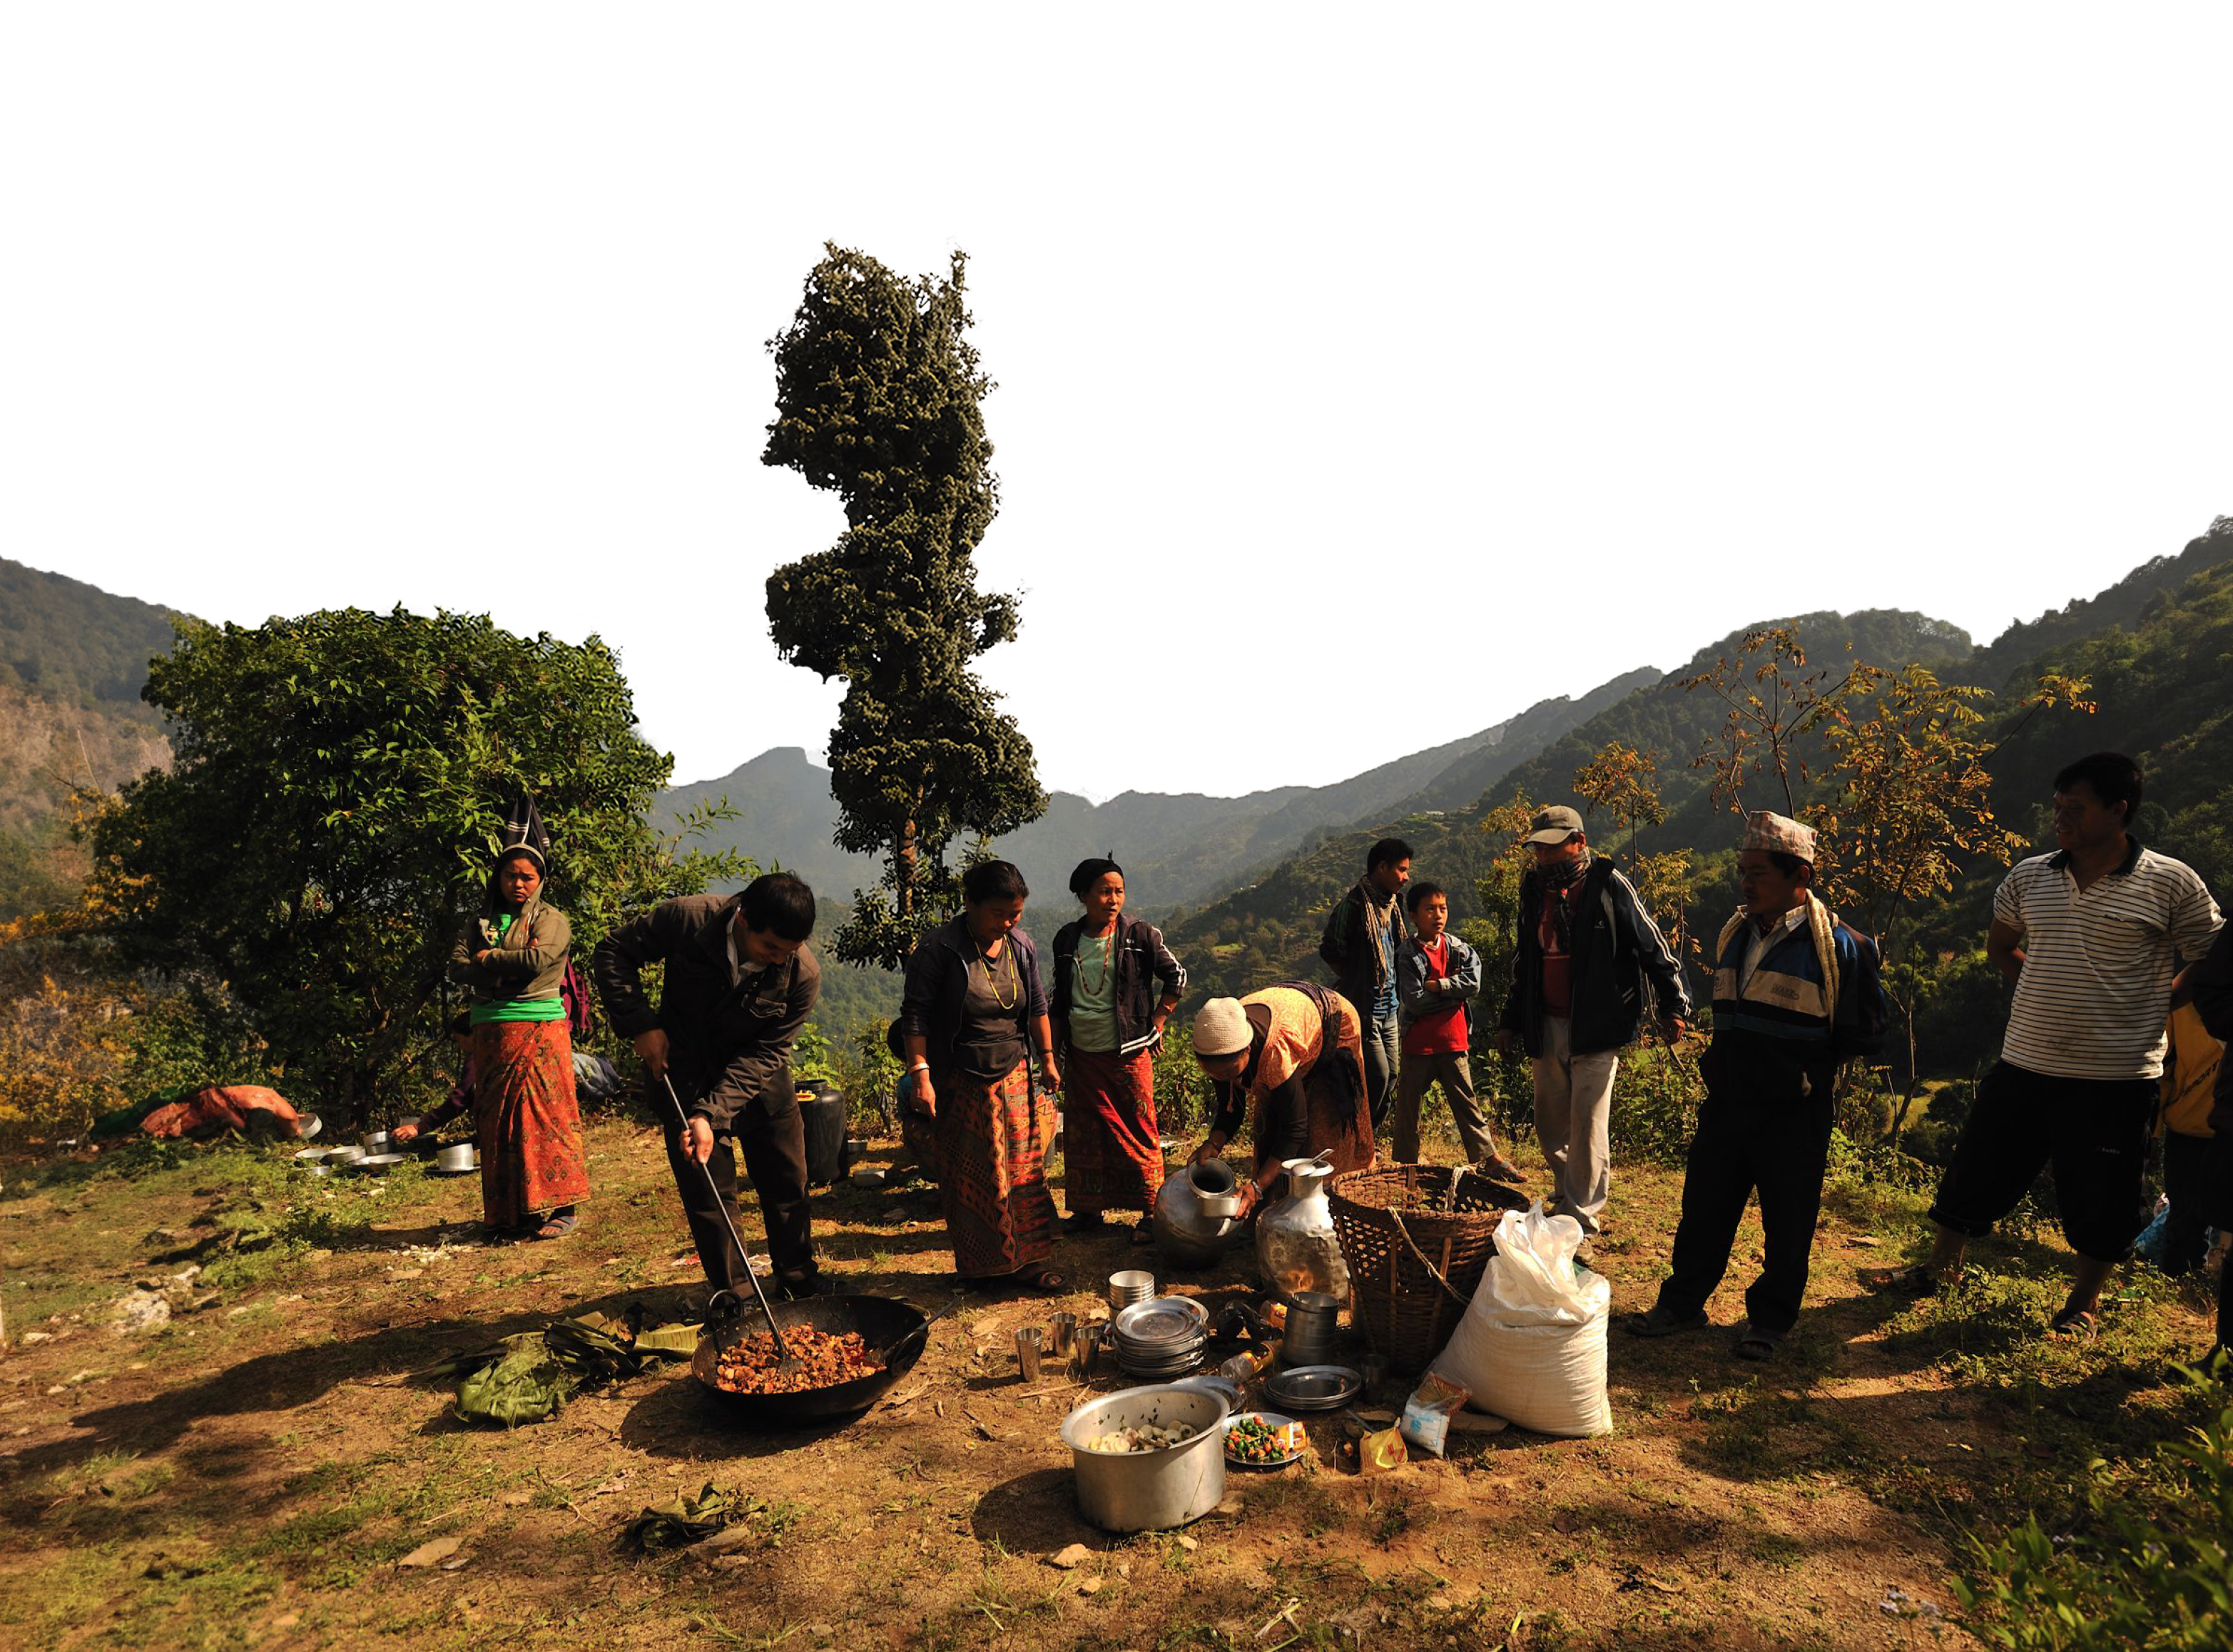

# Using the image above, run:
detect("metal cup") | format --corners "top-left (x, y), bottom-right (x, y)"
top-left (1073, 1323), bottom-right (1104, 1378)
top-left (1107, 1269), bottom-right (1155, 1313)
top-left (1047, 1312), bottom-right (1077, 1359)
top-left (1014, 1327), bottom-right (1043, 1381)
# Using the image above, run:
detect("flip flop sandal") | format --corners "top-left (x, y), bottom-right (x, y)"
top-left (1622, 1305), bottom-right (1709, 1338)
top-left (1867, 1263), bottom-right (1943, 1297)
top-left (1128, 1218), bottom-right (1155, 1247)
top-left (2049, 1307), bottom-right (2097, 1340)
top-left (532, 1213), bottom-right (579, 1240)
top-left (1733, 1330), bottom-right (1782, 1362)
top-left (1019, 1267), bottom-right (1068, 1295)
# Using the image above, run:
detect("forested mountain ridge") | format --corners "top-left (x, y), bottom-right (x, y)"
top-left (0, 559), bottom-right (187, 913)
top-left (1165, 521), bottom-right (2233, 1032)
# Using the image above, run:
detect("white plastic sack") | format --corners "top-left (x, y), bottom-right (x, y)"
top-left (1430, 1201), bottom-right (1614, 1438)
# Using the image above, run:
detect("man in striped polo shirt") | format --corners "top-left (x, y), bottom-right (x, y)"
top-left (1893, 752), bottom-right (2224, 1335)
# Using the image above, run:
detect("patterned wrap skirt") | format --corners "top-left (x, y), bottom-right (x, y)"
top-left (471, 1020), bottom-right (591, 1228)
top-left (936, 1059), bottom-right (1058, 1278)
top-left (1062, 1046), bottom-right (1163, 1214)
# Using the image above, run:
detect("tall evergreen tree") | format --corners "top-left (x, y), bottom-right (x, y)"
top-left (763, 245), bottom-right (1044, 968)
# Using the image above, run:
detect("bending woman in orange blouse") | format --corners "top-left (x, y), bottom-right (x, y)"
top-left (1186, 983), bottom-right (1376, 1218)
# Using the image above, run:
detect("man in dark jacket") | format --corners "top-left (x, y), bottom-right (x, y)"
top-left (1497, 805), bottom-right (1689, 1235)
top-left (2186, 918), bottom-right (2233, 1362)
top-left (1319, 837), bottom-right (1413, 1128)
top-left (1624, 812), bottom-right (1885, 1361)
top-left (592, 872), bottom-right (823, 1302)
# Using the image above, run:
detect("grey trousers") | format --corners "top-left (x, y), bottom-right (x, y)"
top-left (1392, 1050), bottom-right (1497, 1166)
top-left (1531, 1016), bottom-right (1619, 1234)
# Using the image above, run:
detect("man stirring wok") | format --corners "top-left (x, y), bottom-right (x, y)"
top-left (591, 872), bottom-right (825, 1303)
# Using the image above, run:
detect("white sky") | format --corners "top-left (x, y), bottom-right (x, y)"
top-left (4, 0), bottom-right (2233, 611)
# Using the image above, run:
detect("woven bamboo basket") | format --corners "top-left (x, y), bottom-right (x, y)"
top-left (1329, 1165), bottom-right (1530, 1372)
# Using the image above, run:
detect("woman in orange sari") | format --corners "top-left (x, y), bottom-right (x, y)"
top-left (447, 845), bottom-right (591, 1240)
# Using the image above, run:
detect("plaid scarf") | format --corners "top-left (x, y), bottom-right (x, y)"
top-left (1356, 879), bottom-right (1403, 991)
top-left (1531, 848), bottom-right (1594, 952)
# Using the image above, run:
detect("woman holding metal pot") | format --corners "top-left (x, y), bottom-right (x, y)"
top-left (446, 844), bottom-right (591, 1240)
top-left (1186, 984), bottom-right (1376, 1215)
top-left (900, 860), bottom-right (1067, 1294)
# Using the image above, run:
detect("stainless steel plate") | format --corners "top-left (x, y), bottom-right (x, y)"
top-left (1114, 1296), bottom-right (1209, 1345)
top-left (1264, 1365), bottom-right (1362, 1412)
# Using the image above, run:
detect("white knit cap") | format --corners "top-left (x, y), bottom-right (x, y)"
top-left (1191, 997), bottom-right (1251, 1059)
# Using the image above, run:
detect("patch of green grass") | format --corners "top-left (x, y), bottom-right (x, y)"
top-left (1748, 1529), bottom-right (1808, 1569)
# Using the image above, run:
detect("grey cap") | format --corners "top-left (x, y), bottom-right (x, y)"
top-left (1524, 805), bottom-right (1585, 845)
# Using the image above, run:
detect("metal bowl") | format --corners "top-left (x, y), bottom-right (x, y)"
top-left (429, 1143), bottom-right (479, 1176)
top-left (320, 1146), bottom-right (366, 1166)
top-left (346, 1153), bottom-right (407, 1176)
top-left (358, 1129), bottom-right (397, 1156)
top-left (1263, 1365), bottom-right (1363, 1414)
top-left (293, 1146), bottom-right (333, 1166)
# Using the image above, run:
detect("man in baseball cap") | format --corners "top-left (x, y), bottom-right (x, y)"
top-left (1496, 802), bottom-right (1690, 1235)
top-left (1525, 805), bottom-right (1587, 845)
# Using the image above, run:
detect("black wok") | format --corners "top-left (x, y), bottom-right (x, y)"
top-left (690, 1292), bottom-right (933, 1427)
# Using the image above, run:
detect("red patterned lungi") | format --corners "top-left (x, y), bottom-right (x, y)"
top-left (471, 1020), bottom-right (591, 1229)
top-left (936, 1059), bottom-right (1057, 1278)
top-left (1062, 1046), bottom-right (1162, 1214)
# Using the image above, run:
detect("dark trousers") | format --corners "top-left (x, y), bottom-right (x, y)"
top-left (1363, 1008), bottom-right (1401, 1129)
top-left (1655, 1091), bottom-right (1834, 1336)
top-left (2162, 1130), bottom-right (2215, 1277)
top-left (664, 1091), bottom-right (815, 1297)
top-left (2207, 1131), bottom-right (2233, 1355)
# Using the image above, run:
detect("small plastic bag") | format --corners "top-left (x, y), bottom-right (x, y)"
top-left (1398, 1373), bottom-right (1470, 1458)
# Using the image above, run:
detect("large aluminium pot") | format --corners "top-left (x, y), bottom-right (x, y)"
top-left (1060, 1385), bottom-right (1228, 1532)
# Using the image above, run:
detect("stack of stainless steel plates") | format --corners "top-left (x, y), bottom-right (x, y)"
top-left (1111, 1295), bottom-right (1211, 1379)
top-left (1263, 1365), bottom-right (1362, 1414)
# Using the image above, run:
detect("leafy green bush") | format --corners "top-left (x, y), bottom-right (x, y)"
top-left (825, 1016), bottom-right (900, 1133)
top-left (90, 607), bottom-right (746, 1124)
top-left (1606, 1044), bottom-right (1704, 1165)
top-left (1953, 1364), bottom-right (2233, 1649)
top-left (117, 986), bottom-right (281, 1106)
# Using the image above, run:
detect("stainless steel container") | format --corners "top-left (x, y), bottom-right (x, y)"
top-left (430, 1142), bottom-right (479, 1175)
top-left (1014, 1327), bottom-right (1043, 1381)
top-left (1281, 1290), bottom-right (1343, 1366)
top-left (358, 1129), bottom-right (397, 1156)
top-left (1060, 1386), bottom-right (1228, 1532)
top-left (1151, 1161), bottom-right (1246, 1268)
top-left (1047, 1312), bottom-right (1077, 1360)
top-left (1256, 1158), bottom-right (1351, 1307)
top-left (1108, 1270), bottom-right (1156, 1314)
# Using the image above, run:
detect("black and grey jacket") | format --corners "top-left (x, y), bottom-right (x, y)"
top-left (1049, 917), bottom-right (1188, 1059)
top-left (1499, 854), bottom-right (1692, 1058)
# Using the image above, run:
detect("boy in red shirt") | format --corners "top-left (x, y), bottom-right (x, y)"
top-left (1393, 882), bottom-right (1522, 1180)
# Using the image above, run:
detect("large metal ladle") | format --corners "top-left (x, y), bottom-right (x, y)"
top-left (657, 1070), bottom-right (795, 1373)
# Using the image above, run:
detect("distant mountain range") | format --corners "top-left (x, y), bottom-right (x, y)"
top-left (655, 668), bottom-right (1659, 915)
top-left (1161, 519), bottom-right (2233, 1009)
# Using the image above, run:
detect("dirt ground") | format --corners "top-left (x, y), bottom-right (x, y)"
top-left (0, 1112), bottom-right (2218, 1651)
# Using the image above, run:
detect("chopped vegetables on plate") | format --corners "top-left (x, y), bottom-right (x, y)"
top-left (1225, 1415), bottom-right (1302, 1464)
